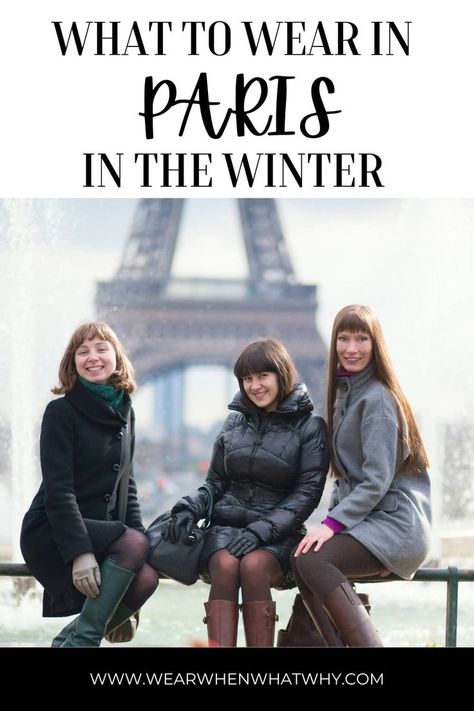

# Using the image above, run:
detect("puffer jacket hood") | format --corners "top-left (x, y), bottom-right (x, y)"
top-left (229, 382), bottom-right (314, 417)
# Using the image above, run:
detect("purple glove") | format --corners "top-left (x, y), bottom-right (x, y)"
top-left (160, 510), bottom-right (195, 543)
top-left (227, 530), bottom-right (261, 558)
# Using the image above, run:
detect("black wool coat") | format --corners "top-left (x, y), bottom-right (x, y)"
top-left (20, 380), bottom-right (144, 616)
top-left (173, 384), bottom-right (330, 582)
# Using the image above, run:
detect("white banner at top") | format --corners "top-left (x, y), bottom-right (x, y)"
top-left (0, 0), bottom-right (473, 197)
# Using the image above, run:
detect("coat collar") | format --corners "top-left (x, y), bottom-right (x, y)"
top-left (336, 360), bottom-right (376, 399)
top-left (65, 379), bottom-right (130, 426)
top-left (228, 382), bottom-right (314, 417)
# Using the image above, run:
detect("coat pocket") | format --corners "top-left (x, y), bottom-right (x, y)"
top-left (374, 492), bottom-right (399, 512)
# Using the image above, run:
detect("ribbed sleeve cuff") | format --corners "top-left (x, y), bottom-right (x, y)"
top-left (322, 516), bottom-right (346, 533)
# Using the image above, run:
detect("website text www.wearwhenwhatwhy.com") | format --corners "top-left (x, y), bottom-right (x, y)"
top-left (89, 670), bottom-right (384, 687)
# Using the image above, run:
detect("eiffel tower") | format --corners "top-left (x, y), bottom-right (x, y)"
top-left (96, 199), bottom-right (327, 440)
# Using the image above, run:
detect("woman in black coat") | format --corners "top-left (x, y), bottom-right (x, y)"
top-left (20, 321), bottom-right (158, 647)
top-left (163, 338), bottom-right (329, 647)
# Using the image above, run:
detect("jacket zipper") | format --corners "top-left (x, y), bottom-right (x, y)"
top-left (248, 415), bottom-right (267, 498)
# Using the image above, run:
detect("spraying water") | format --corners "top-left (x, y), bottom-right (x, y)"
top-left (3, 200), bottom-right (38, 560)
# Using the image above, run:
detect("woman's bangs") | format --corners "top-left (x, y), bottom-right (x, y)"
top-left (337, 310), bottom-right (370, 335)
top-left (234, 348), bottom-right (275, 378)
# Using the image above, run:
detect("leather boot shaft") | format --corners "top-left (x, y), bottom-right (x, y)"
top-left (277, 594), bottom-right (326, 647)
top-left (60, 558), bottom-right (136, 647)
top-left (301, 594), bottom-right (345, 647)
top-left (323, 581), bottom-right (383, 647)
top-left (52, 601), bottom-right (138, 647)
top-left (203, 600), bottom-right (239, 647)
top-left (241, 600), bottom-right (278, 647)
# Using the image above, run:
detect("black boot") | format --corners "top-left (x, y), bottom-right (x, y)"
top-left (323, 581), bottom-right (383, 647)
top-left (60, 558), bottom-right (135, 647)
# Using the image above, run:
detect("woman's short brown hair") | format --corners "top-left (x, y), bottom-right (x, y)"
top-left (52, 321), bottom-right (136, 394)
top-left (233, 337), bottom-right (298, 407)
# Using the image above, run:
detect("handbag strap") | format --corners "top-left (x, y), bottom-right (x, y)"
top-left (107, 410), bottom-right (132, 523)
top-left (198, 483), bottom-right (214, 529)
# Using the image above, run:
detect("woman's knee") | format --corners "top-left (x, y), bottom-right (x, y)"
top-left (291, 548), bottom-right (324, 579)
top-left (208, 550), bottom-right (240, 581)
top-left (113, 527), bottom-right (150, 567)
top-left (240, 553), bottom-right (264, 579)
top-left (136, 563), bottom-right (160, 596)
top-left (126, 526), bottom-right (149, 554)
top-left (239, 551), bottom-right (279, 583)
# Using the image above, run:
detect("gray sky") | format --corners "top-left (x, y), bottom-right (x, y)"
top-left (1, 198), bottom-right (473, 432)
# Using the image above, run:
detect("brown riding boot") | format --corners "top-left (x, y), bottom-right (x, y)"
top-left (323, 581), bottom-right (383, 647)
top-left (241, 600), bottom-right (279, 647)
top-left (277, 594), bottom-right (326, 647)
top-left (301, 594), bottom-right (345, 647)
top-left (203, 600), bottom-right (239, 647)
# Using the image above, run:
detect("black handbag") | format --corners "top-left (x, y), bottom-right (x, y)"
top-left (146, 485), bottom-right (214, 586)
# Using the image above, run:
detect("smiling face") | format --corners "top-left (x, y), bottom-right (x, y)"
top-left (242, 371), bottom-right (280, 411)
top-left (75, 337), bottom-right (117, 384)
top-left (336, 330), bottom-right (373, 373)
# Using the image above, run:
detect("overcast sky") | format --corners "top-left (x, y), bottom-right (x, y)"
top-left (1, 197), bottom-right (473, 459)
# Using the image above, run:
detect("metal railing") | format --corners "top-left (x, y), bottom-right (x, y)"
top-left (1, 563), bottom-right (473, 647)
top-left (353, 566), bottom-right (474, 647)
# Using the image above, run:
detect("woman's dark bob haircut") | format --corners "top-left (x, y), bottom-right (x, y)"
top-left (233, 337), bottom-right (298, 407)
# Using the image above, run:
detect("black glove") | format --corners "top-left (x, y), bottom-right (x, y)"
top-left (160, 510), bottom-right (195, 543)
top-left (227, 530), bottom-right (261, 558)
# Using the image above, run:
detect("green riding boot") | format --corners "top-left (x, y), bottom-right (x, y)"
top-left (60, 558), bottom-right (135, 647)
top-left (51, 601), bottom-right (138, 647)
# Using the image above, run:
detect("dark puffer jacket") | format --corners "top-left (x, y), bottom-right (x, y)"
top-left (173, 384), bottom-right (329, 585)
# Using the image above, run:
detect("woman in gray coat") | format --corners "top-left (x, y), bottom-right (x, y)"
top-left (163, 338), bottom-right (329, 647)
top-left (292, 305), bottom-right (431, 647)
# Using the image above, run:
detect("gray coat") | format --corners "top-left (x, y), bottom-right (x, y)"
top-left (329, 364), bottom-right (431, 579)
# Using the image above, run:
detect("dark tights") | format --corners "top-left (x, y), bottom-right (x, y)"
top-left (104, 527), bottom-right (159, 611)
top-left (291, 534), bottom-right (386, 601)
top-left (208, 549), bottom-right (283, 603)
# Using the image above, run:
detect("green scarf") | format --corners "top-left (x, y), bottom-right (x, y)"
top-left (78, 376), bottom-right (125, 410)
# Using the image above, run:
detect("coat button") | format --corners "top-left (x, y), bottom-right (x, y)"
top-left (104, 494), bottom-right (111, 502)
top-left (115, 432), bottom-right (123, 440)
top-left (112, 464), bottom-right (121, 472)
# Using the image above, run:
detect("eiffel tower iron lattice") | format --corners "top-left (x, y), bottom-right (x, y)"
top-left (96, 198), bottom-right (327, 424)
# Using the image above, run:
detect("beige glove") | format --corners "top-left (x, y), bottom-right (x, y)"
top-left (72, 552), bottom-right (101, 598)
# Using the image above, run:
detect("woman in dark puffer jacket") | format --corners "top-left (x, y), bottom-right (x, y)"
top-left (162, 337), bottom-right (329, 647)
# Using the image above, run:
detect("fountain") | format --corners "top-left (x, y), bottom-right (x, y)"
top-left (1, 201), bottom-right (38, 561)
